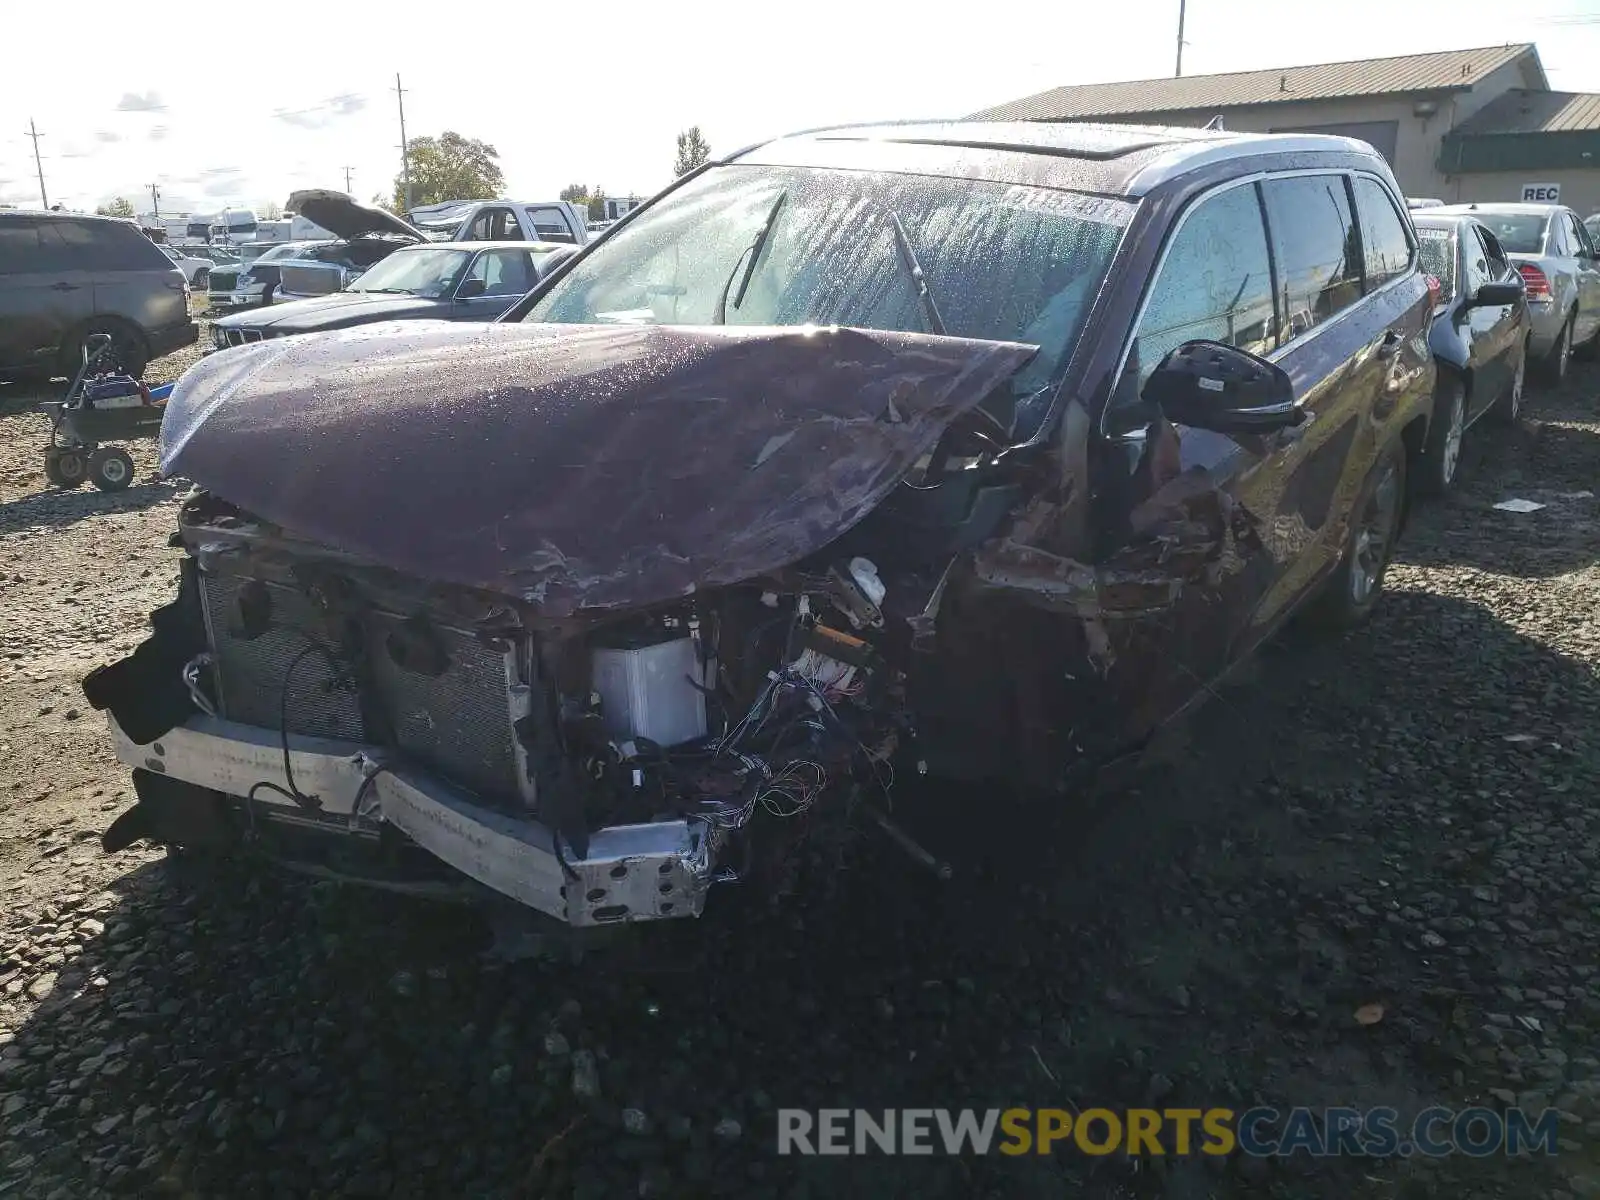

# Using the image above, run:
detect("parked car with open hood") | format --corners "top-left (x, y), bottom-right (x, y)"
top-left (1412, 213), bottom-right (1530, 493)
top-left (208, 241), bottom-right (577, 349)
top-left (207, 241), bottom-right (328, 310)
top-left (85, 122), bottom-right (1433, 934)
top-left (1433, 201), bottom-right (1600, 383)
top-left (272, 190), bottom-right (424, 300)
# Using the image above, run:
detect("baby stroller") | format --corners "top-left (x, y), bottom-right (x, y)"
top-left (38, 333), bottom-right (174, 492)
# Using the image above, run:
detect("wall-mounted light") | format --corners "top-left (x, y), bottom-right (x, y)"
top-left (1414, 100), bottom-right (1439, 118)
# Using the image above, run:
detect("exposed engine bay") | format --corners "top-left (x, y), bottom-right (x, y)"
top-left (84, 491), bottom-right (939, 926)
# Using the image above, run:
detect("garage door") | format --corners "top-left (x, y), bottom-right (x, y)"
top-left (1270, 120), bottom-right (1399, 166)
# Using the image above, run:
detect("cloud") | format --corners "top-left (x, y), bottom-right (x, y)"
top-left (202, 177), bottom-right (245, 197)
top-left (273, 93), bottom-right (367, 129)
top-left (116, 91), bottom-right (165, 112)
top-left (94, 130), bottom-right (122, 144)
top-left (149, 125), bottom-right (170, 142)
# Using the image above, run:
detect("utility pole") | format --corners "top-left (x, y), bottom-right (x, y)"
top-left (1175, 0), bottom-right (1187, 77)
top-left (343, 165), bottom-right (353, 194)
top-left (147, 182), bottom-right (161, 220)
top-left (393, 74), bottom-right (411, 211)
top-left (26, 117), bottom-right (47, 209)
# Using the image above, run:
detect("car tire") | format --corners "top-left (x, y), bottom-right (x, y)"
top-left (47, 447), bottom-right (88, 489)
top-left (1538, 312), bottom-right (1574, 384)
top-left (88, 447), bottom-right (136, 492)
top-left (195, 268), bottom-right (210, 290)
top-left (1418, 374), bottom-right (1466, 496)
top-left (1305, 441), bottom-right (1406, 631)
top-left (59, 319), bottom-right (149, 380)
top-left (1492, 339), bottom-right (1528, 425)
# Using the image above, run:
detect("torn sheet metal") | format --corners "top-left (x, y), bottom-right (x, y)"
top-left (970, 446), bottom-right (1261, 675)
top-left (161, 322), bottom-right (1037, 614)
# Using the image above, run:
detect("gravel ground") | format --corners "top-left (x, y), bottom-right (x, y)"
top-left (0, 331), bottom-right (1597, 1199)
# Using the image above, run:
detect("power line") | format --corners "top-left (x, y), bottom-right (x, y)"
top-left (25, 117), bottom-right (46, 208)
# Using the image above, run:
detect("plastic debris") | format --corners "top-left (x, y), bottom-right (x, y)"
top-left (1492, 498), bottom-right (1545, 513)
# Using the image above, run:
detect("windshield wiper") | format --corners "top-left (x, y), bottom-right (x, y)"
top-left (889, 212), bottom-right (946, 336)
top-left (714, 190), bottom-right (787, 324)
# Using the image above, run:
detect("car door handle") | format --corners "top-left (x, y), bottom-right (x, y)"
top-left (1376, 331), bottom-right (1403, 359)
top-left (50, 282), bottom-right (79, 291)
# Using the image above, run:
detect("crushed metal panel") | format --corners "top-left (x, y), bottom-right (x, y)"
top-left (160, 322), bottom-right (1037, 615)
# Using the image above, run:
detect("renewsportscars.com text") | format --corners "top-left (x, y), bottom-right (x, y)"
top-left (776, 1106), bottom-right (1561, 1158)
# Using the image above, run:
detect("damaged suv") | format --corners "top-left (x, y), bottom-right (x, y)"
top-left (85, 122), bottom-right (1433, 929)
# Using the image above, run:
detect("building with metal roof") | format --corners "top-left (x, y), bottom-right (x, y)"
top-left (971, 45), bottom-right (1600, 215)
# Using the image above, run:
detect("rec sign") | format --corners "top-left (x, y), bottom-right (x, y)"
top-left (1521, 182), bottom-right (1561, 203)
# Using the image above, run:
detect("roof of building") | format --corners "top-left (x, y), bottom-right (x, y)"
top-left (1453, 88), bottom-right (1600, 135)
top-left (970, 44), bottom-right (1540, 122)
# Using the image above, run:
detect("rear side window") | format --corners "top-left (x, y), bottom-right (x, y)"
top-left (526, 206), bottom-right (578, 243)
top-left (0, 221), bottom-right (43, 273)
top-left (1115, 182), bottom-right (1276, 403)
top-left (1415, 227), bottom-right (1455, 295)
top-left (1261, 175), bottom-right (1364, 342)
top-left (82, 221), bottom-right (172, 271)
top-left (1567, 212), bottom-right (1597, 258)
top-left (1353, 177), bottom-right (1412, 288)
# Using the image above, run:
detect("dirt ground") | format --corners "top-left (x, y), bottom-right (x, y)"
top-left (0, 330), bottom-right (1597, 1199)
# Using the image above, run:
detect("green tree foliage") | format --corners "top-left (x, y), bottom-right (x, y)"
top-left (673, 127), bottom-right (711, 177)
top-left (392, 132), bottom-right (506, 210)
top-left (95, 197), bottom-right (135, 218)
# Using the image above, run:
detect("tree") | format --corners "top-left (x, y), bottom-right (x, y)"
top-left (392, 132), bottom-right (506, 210)
top-left (674, 127), bottom-right (711, 177)
top-left (559, 183), bottom-right (590, 203)
top-left (259, 200), bottom-right (283, 220)
top-left (96, 197), bottom-right (135, 218)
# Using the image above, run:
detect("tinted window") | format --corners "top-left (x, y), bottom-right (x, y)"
top-left (1568, 213), bottom-right (1596, 258)
top-left (83, 221), bottom-right (170, 271)
top-left (1415, 226), bottom-right (1455, 295)
top-left (1261, 175), bottom-right (1363, 341)
top-left (1476, 225), bottom-right (1511, 278)
top-left (1118, 182), bottom-right (1275, 401)
top-left (1353, 176), bottom-right (1411, 287)
top-left (0, 221), bottom-right (43, 273)
top-left (1462, 224), bottom-right (1491, 291)
top-left (1477, 213), bottom-right (1549, 255)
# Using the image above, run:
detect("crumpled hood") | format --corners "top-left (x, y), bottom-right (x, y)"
top-left (213, 292), bottom-right (441, 332)
top-left (159, 321), bottom-right (1035, 614)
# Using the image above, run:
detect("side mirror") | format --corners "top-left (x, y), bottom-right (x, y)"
top-left (1470, 280), bottom-right (1524, 308)
top-left (456, 277), bottom-right (487, 299)
top-left (1140, 340), bottom-right (1303, 434)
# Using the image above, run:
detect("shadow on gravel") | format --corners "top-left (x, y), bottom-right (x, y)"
top-left (0, 479), bottom-right (183, 534)
top-left (1, 594), bottom-right (1593, 1200)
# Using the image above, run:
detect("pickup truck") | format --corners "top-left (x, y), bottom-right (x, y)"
top-left (407, 199), bottom-right (590, 247)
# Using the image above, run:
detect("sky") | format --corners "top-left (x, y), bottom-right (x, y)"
top-left (2, 0), bottom-right (1598, 217)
